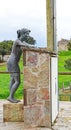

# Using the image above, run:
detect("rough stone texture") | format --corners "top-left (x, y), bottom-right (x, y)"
top-left (23, 50), bottom-right (51, 127)
top-left (24, 52), bottom-right (50, 90)
top-left (24, 89), bottom-right (37, 106)
top-left (38, 70), bottom-right (49, 88)
top-left (0, 100), bottom-right (71, 130)
top-left (39, 101), bottom-right (51, 127)
top-left (3, 102), bottom-right (24, 122)
top-left (37, 88), bottom-right (49, 101)
top-left (39, 53), bottom-right (50, 88)
top-left (24, 66), bottom-right (38, 89)
top-left (26, 51), bottom-right (39, 67)
top-left (24, 88), bottom-right (50, 106)
top-left (38, 53), bottom-right (50, 88)
top-left (24, 104), bottom-right (43, 127)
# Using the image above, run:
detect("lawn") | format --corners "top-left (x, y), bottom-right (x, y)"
top-left (0, 55), bottom-right (24, 99)
top-left (58, 51), bottom-right (71, 89)
top-left (0, 51), bottom-right (71, 99)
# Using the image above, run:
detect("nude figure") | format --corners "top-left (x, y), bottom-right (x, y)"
top-left (7, 28), bottom-right (35, 103)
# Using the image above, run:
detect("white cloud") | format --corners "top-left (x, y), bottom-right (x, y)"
top-left (0, 0), bottom-right (46, 19)
top-left (1, 0), bottom-right (71, 45)
top-left (57, 0), bottom-right (71, 40)
top-left (0, 0), bottom-right (46, 47)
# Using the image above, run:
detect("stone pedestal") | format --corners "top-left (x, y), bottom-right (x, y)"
top-left (3, 102), bottom-right (24, 122)
top-left (23, 48), bottom-right (58, 128)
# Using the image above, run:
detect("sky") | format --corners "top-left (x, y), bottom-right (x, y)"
top-left (0, 0), bottom-right (71, 47)
top-left (57, 0), bottom-right (71, 41)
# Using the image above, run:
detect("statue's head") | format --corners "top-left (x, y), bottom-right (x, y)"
top-left (17, 28), bottom-right (36, 45)
top-left (17, 28), bottom-right (31, 41)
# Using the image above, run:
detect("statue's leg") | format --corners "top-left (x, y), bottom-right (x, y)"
top-left (7, 73), bottom-right (20, 103)
top-left (9, 76), bottom-right (15, 92)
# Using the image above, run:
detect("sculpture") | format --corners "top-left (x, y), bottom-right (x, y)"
top-left (7, 28), bottom-right (35, 103)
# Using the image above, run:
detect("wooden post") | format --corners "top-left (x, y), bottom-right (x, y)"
top-left (62, 82), bottom-right (64, 92)
top-left (46, 0), bottom-right (57, 52)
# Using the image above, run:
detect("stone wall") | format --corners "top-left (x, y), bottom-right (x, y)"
top-left (58, 39), bottom-right (69, 51)
top-left (23, 49), bottom-right (52, 128)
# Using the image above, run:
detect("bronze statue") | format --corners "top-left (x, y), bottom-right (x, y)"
top-left (7, 28), bottom-right (35, 103)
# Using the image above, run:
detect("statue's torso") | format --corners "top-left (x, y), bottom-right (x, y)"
top-left (7, 40), bottom-right (22, 72)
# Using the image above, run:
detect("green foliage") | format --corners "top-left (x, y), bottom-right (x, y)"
top-left (0, 40), bottom-right (13, 61)
top-left (0, 40), bottom-right (13, 54)
top-left (67, 39), bottom-right (71, 50)
top-left (64, 58), bottom-right (71, 70)
top-left (58, 51), bottom-right (71, 72)
top-left (0, 49), bottom-right (7, 61)
top-left (20, 35), bottom-right (36, 45)
top-left (23, 35), bottom-right (36, 45)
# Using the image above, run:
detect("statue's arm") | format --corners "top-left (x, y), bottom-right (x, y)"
top-left (16, 39), bottom-right (35, 48)
top-left (23, 41), bottom-right (35, 48)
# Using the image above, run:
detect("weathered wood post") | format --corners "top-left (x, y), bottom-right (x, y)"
top-left (46, 0), bottom-right (57, 52)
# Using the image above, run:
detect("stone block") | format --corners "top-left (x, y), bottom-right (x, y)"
top-left (3, 102), bottom-right (24, 122)
top-left (38, 54), bottom-right (50, 89)
top-left (39, 101), bottom-right (51, 127)
top-left (26, 51), bottom-right (39, 67)
top-left (39, 53), bottom-right (50, 67)
top-left (24, 104), bottom-right (43, 127)
top-left (24, 89), bottom-right (37, 106)
top-left (37, 88), bottom-right (50, 101)
top-left (24, 67), bottom-right (38, 89)
top-left (24, 102), bottom-right (51, 128)
top-left (38, 69), bottom-right (50, 88)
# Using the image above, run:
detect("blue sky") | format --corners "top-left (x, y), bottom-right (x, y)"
top-left (0, 0), bottom-right (71, 47)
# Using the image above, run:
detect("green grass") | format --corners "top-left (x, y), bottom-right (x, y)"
top-left (58, 51), bottom-right (71, 72)
top-left (0, 74), bottom-right (24, 99)
top-left (58, 51), bottom-right (71, 89)
top-left (0, 55), bottom-right (24, 99)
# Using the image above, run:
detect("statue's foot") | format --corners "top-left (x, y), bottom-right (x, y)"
top-left (7, 97), bottom-right (20, 103)
top-left (14, 99), bottom-right (21, 102)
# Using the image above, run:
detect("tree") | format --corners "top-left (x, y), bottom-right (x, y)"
top-left (0, 49), bottom-right (7, 61)
top-left (0, 40), bottom-right (13, 54)
top-left (64, 58), bottom-right (71, 70)
top-left (0, 40), bottom-right (13, 62)
top-left (67, 39), bottom-right (71, 50)
top-left (23, 35), bottom-right (36, 45)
